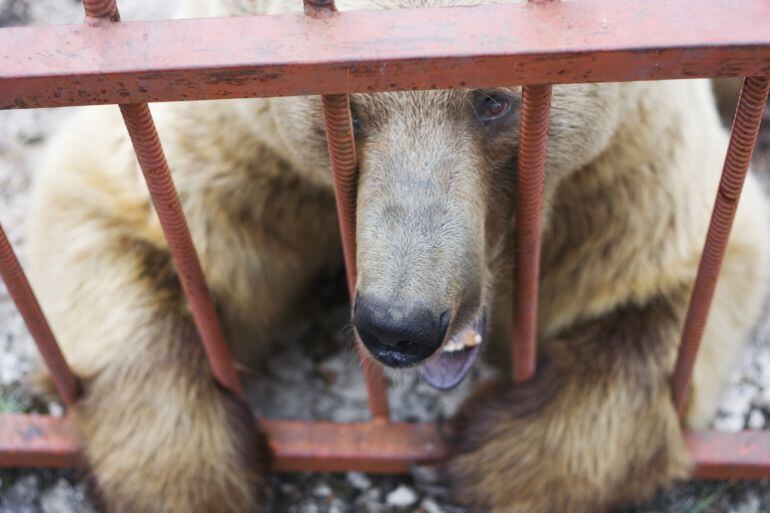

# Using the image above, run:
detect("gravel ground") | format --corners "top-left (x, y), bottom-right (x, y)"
top-left (1, 1), bottom-right (770, 512)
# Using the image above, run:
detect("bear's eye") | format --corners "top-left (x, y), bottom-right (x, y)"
top-left (472, 92), bottom-right (515, 127)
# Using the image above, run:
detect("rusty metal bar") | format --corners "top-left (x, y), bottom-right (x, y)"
top-left (77, 0), bottom-right (245, 398)
top-left (3, 0), bottom-right (770, 110)
top-left (0, 415), bottom-right (446, 472)
top-left (321, 93), bottom-right (390, 420)
top-left (0, 415), bottom-right (80, 468)
top-left (264, 420), bottom-right (443, 472)
top-left (672, 77), bottom-right (770, 415)
top-left (1, 414), bottom-right (767, 478)
top-left (685, 430), bottom-right (770, 480)
top-left (320, 95), bottom-right (358, 298)
top-left (512, 84), bottom-right (552, 382)
top-left (0, 226), bottom-right (80, 405)
top-left (307, 0), bottom-right (390, 421)
top-left (509, 0), bottom-right (557, 382)
top-left (119, 103), bottom-right (244, 398)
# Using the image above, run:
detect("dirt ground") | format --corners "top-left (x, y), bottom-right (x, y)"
top-left (1, 1), bottom-right (769, 512)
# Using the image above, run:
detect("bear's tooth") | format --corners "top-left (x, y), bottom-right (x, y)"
top-left (443, 340), bottom-right (461, 352)
top-left (442, 330), bottom-right (483, 353)
top-left (467, 333), bottom-right (482, 347)
top-left (464, 331), bottom-right (482, 347)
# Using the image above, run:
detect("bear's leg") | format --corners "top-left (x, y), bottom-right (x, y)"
top-left (27, 226), bottom-right (272, 512)
top-left (447, 294), bottom-right (692, 513)
top-left (74, 312), bottom-right (266, 513)
top-left (71, 300), bottom-right (267, 513)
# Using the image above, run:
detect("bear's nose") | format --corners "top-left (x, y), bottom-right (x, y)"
top-left (352, 294), bottom-right (450, 368)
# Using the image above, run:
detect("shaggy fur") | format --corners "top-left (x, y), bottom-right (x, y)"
top-left (26, 0), bottom-right (769, 512)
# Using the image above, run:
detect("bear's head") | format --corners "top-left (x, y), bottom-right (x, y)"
top-left (267, 83), bottom-right (623, 387)
top-left (220, 0), bottom-right (632, 386)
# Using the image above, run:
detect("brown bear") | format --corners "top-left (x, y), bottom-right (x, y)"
top-left (26, 0), bottom-right (770, 512)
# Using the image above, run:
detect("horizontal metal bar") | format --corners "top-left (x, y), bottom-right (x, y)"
top-left (685, 430), bottom-right (770, 480)
top-left (1, 414), bottom-right (768, 478)
top-left (0, 226), bottom-right (80, 405)
top-left (264, 420), bottom-right (444, 473)
top-left (0, 415), bottom-right (80, 468)
top-left (2, 0), bottom-right (770, 109)
top-left (0, 415), bottom-right (445, 473)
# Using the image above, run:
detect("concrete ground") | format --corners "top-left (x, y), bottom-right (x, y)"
top-left (1, 0), bottom-right (769, 511)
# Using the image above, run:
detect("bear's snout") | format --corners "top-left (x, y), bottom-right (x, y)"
top-left (352, 294), bottom-right (449, 368)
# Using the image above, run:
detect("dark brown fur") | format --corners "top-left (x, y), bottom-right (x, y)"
top-left (448, 295), bottom-right (691, 513)
top-left (72, 305), bottom-right (268, 513)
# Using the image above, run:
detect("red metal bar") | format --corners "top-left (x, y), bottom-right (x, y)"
top-left (264, 420), bottom-right (443, 472)
top-left (307, 0), bottom-right (390, 421)
top-left (672, 77), bottom-right (770, 415)
top-left (0, 415), bottom-right (445, 473)
top-left (685, 431), bottom-right (770, 480)
top-left (0, 226), bottom-right (80, 405)
top-left (321, 93), bottom-right (390, 421)
top-left (3, 0), bottom-right (770, 110)
top-left (118, 103), bottom-right (244, 398)
top-left (80, 0), bottom-right (244, 399)
top-left (1, 414), bottom-right (766, 478)
top-left (0, 415), bottom-right (80, 468)
top-left (320, 94), bottom-right (358, 300)
top-left (512, 84), bottom-right (552, 382)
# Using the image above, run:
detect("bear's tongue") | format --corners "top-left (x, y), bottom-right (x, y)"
top-left (420, 337), bottom-right (481, 390)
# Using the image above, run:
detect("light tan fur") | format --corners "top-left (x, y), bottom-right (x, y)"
top-left (26, 0), bottom-right (769, 512)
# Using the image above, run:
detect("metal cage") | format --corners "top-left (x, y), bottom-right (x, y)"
top-left (0, 0), bottom-right (769, 478)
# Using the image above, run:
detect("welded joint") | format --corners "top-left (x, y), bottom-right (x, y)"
top-left (82, 0), bottom-right (120, 23)
top-left (304, 0), bottom-right (337, 18)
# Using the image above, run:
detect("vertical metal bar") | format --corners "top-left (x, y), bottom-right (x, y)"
top-left (673, 77), bottom-right (770, 416)
top-left (80, 0), bottom-right (244, 398)
top-left (119, 104), bottom-right (245, 398)
top-left (321, 94), bottom-right (358, 299)
top-left (512, 84), bottom-right (553, 382)
top-left (305, 0), bottom-right (390, 421)
top-left (0, 225), bottom-right (80, 405)
top-left (510, 0), bottom-right (557, 383)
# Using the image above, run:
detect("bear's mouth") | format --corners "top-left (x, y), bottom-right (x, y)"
top-left (420, 314), bottom-right (485, 390)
